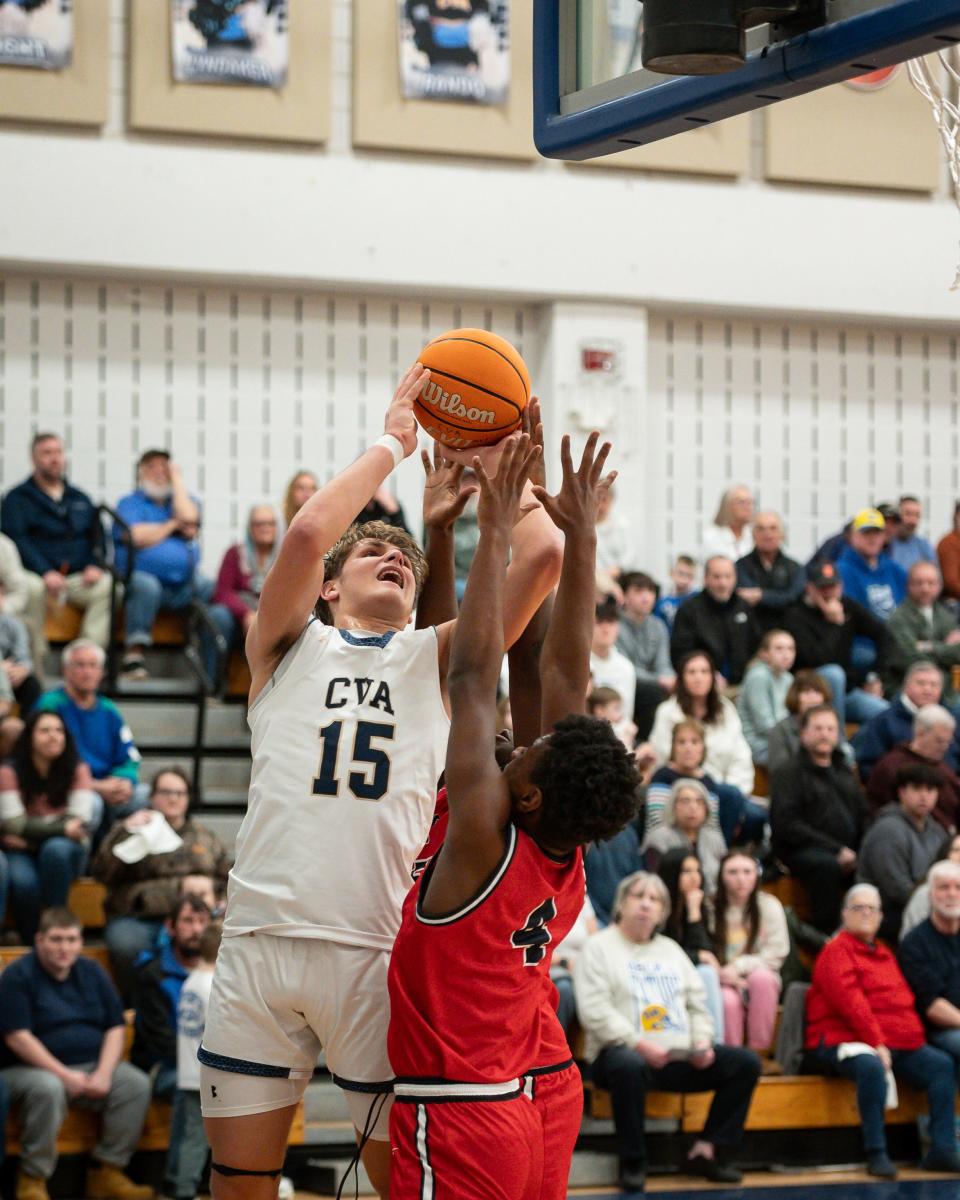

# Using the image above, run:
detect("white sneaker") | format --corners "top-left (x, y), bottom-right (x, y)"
top-left (278, 1178), bottom-right (294, 1200)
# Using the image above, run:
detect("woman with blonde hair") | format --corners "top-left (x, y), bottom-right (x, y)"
top-left (281, 469), bottom-right (318, 529)
top-left (702, 486), bottom-right (754, 563)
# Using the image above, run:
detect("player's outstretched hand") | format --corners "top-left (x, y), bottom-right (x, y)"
top-left (474, 434), bottom-right (541, 537)
top-left (421, 442), bottom-right (478, 531)
top-left (385, 363), bottom-right (429, 459)
top-left (532, 431), bottom-right (616, 538)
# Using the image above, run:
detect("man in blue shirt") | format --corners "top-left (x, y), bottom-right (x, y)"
top-left (837, 507), bottom-right (907, 675)
top-left (889, 496), bottom-right (937, 573)
top-left (114, 450), bottom-right (213, 680)
top-left (899, 860), bottom-right (960, 1072)
top-left (0, 908), bottom-right (152, 1200)
top-left (0, 433), bottom-right (114, 665)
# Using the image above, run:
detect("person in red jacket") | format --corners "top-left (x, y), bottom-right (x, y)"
top-left (804, 883), bottom-right (960, 1179)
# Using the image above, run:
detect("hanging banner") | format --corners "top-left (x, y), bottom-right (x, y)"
top-left (398, 0), bottom-right (510, 106)
top-left (170, 0), bottom-right (289, 89)
top-left (0, 0), bottom-right (73, 71)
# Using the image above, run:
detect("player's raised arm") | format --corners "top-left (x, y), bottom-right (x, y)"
top-left (535, 432), bottom-right (616, 731)
top-left (414, 444), bottom-right (475, 629)
top-left (424, 436), bottom-right (540, 909)
top-left (248, 364), bottom-right (426, 678)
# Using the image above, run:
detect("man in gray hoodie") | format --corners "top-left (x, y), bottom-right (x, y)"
top-left (858, 762), bottom-right (947, 942)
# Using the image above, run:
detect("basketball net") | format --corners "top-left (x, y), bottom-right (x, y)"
top-left (907, 48), bottom-right (960, 290)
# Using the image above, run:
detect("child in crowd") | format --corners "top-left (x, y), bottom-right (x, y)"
top-left (165, 922), bottom-right (221, 1200)
top-left (737, 630), bottom-right (796, 765)
top-left (588, 685), bottom-right (638, 752)
top-left (655, 555), bottom-right (698, 630)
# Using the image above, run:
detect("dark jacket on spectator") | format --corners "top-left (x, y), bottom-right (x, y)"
top-left (853, 696), bottom-right (960, 782)
top-left (898, 918), bottom-right (960, 1026)
top-left (858, 803), bottom-right (945, 942)
top-left (93, 816), bottom-right (229, 920)
top-left (735, 548), bottom-right (805, 632)
top-left (130, 940), bottom-right (188, 1073)
top-left (883, 598), bottom-right (960, 705)
top-left (670, 591), bottom-right (760, 684)
top-left (770, 747), bottom-right (866, 861)
top-left (782, 594), bottom-right (886, 676)
top-left (866, 742), bottom-right (960, 833)
top-left (0, 476), bottom-right (101, 576)
top-left (585, 818), bottom-right (644, 927)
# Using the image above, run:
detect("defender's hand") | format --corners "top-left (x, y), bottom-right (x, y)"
top-left (421, 443), bottom-right (477, 531)
top-left (474, 435), bottom-right (541, 537)
top-left (532, 432), bottom-right (615, 538)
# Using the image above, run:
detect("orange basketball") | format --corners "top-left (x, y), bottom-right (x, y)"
top-left (414, 328), bottom-right (530, 449)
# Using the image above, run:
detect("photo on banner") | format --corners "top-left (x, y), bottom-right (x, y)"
top-left (398, 0), bottom-right (510, 106)
top-left (0, 0), bottom-right (73, 71)
top-left (170, 0), bottom-right (289, 89)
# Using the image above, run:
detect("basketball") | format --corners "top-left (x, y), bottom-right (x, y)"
top-left (414, 328), bottom-right (530, 450)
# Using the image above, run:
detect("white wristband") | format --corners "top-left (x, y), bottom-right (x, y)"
top-left (375, 434), bottom-right (405, 471)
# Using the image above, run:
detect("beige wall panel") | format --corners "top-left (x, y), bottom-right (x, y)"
top-left (353, 0), bottom-right (536, 161)
top-left (765, 66), bottom-right (941, 191)
top-left (0, 0), bottom-right (109, 127)
top-left (572, 114), bottom-right (749, 177)
top-left (129, 0), bottom-right (330, 144)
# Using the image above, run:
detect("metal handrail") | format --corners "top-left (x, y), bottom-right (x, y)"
top-left (96, 503), bottom-right (133, 692)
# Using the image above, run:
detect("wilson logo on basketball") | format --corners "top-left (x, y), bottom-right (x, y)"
top-left (419, 378), bottom-right (496, 425)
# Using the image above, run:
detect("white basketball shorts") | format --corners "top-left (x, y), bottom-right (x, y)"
top-left (198, 932), bottom-right (394, 1138)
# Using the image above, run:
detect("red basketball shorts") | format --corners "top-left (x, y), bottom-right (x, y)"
top-left (523, 1062), bottom-right (583, 1200)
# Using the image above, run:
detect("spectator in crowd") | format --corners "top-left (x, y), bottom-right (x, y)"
top-left (858, 763), bottom-right (946, 943)
top-left (114, 449), bottom-right (213, 680)
top-left (1, 432), bottom-right (113, 665)
top-left (784, 561), bottom-right (889, 726)
top-left (803, 883), bottom-right (960, 1178)
top-left (645, 719), bottom-right (744, 846)
top-left (36, 640), bottom-right (147, 836)
top-left (702, 486), bottom-right (754, 564)
top-left (0, 583), bottom-right (41, 715)
top-left (770, 705), bottom-right (867, 934)
top-left (655, 554), bottom-right (698, 631)
top-left (165, 921), bottom-right (222, 1200)
top-left (671, 557), bottom-right (760, 688)
top-left (280, 469), bottom-right (317, 529)
top-left (590, 601), bottom-right (636, 726)
top-left (595, 485), bottom-right (631, 604)
top-left (883, 560), bottom-right (960, 707)
top-left (888, 495), bottom-right (936, 572)
top-left (735, 512), bottom-right (805, 632)
top-left (901, 834), bottom-right (960, 937)
top-left (587, 686), bottom-right (637, 753)
top-left (584, 822), bottom-right (645, 931)
top-left (0, 908), bottom-right (154, 1200)
top-left (650, 651), bottom-right (756, 796)
top-left (808, 518), bottom-right (853, 571)
top-left (130, 895), bottom-right (211, 1101)
top-left (0, 711), bottom-right (97, 943)
top-left (937, 501), bottom-right (960, 604)
top-left (575, 871), bottom-right (760, 1191)
top-left (644, 778), bottom-right (727, 890)
top-left (767, 669), bottom-right (836, 775)
top-left (711, 851), bottom-right (789, 1055)
top-left (549, 897), bottom-right (597, 1040)
top-left (0, 668), bottom-right (19, 759)
top-left (354, 484), bottom-right (412, 535)
top-left (616, 571), bottom-right (675, 741)
top-left (866, 705), bottom-right (960, 832)
top-left (836, 510), bottom-right (907, 668)
top-left (899, 860), bottom-right (960, 1076)
top-left (854, 660), bottom-right (957, 781)
top-left (737, 629), bottom-right (796, 765)
top-left (93, 767), bottom-right (229, 998)
top-left (207, 503), bottom-right (282, 656)
top-left (658, 848), bottom-right (725, 1038)
top-left (0, 530), bottom-right (30, 628)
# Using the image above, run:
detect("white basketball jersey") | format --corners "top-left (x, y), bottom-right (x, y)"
top-left (223, 620), bottom-right (449, 951)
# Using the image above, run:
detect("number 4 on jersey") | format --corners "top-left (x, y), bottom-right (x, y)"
top-left (511, 897), bottom-right (558, 966)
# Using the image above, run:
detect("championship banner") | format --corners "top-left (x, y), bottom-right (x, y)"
top-left (170, 0), bottom-right (289, 89)
top-left (398, 0), bottom-right (510, 106)
top-left (0, 0), bottom-right (73, 71)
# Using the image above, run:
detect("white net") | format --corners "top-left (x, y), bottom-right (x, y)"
top-left (908, 48), bottom-right (960, 290)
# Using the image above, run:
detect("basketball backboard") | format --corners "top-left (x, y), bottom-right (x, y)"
top-left (533, 0), bottom-right (960, 160)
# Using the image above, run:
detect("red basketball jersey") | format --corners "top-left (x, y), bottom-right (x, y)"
top-left (388, 823), bottom-right (584, 1083)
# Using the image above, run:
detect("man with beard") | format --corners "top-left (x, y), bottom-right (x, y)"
top-left (114, 449), bottom-right (214, 680)
top-left (0, 432), bottom-right (113, 666)
top-left (130, 895), bottom-right (212, 1102)
top-left (899, 861), bottom-right (960, 1073)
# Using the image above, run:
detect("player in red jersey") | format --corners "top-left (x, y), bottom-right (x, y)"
top-left (388, 431), bottom-right (639, 1199)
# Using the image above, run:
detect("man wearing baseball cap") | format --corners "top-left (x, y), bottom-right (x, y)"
top-left (836, 508), bottom-right (907, 674)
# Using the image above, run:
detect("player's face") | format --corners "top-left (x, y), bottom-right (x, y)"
top-left (503, 736), bottom-right (550, 793)
top-left (333, 539), bottom-right (417, 623)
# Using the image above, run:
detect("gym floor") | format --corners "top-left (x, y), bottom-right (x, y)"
top-left (567, 1170), bottom-right (959, 1197)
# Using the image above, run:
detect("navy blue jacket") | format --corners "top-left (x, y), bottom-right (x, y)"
top-left (0, 476), bottom-right (101, 575)
top-left (899, 917), bottom-right (960, 1022)
top-left (853, 695), bottom-right (960, 781)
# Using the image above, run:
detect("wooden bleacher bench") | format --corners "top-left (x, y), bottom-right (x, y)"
top-left (762, 873), bottom-right (812, 922)
top-left (68, 878), bottom-right (107, 929)
top-left (44, 606), bottom-right (188, 650)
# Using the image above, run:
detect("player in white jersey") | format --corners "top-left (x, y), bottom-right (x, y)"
top-left (198, 363), bottom-right (564, 1200)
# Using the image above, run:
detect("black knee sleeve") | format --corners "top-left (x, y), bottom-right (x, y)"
top-left (211, 1163), bottom-right (283, 1179)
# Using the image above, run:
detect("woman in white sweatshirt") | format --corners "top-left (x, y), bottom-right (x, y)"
top-left (574, 871), bottom-right (761, 1193)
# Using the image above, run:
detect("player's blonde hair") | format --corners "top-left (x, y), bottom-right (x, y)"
top-left (315, 520), bottom-right (429, 625)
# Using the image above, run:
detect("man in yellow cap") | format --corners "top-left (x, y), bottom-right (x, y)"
top-left (836, 507), bottom-right (908, 677)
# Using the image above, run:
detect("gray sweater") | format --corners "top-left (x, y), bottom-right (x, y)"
top-left (858, 804), bottom-right (945, 930)
top-left (616, 612), bottom-right (673, 684)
